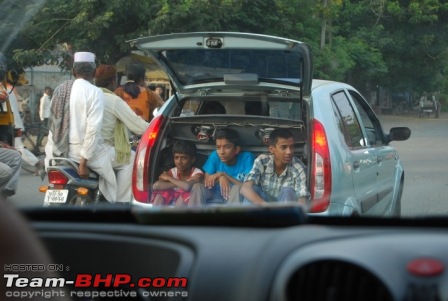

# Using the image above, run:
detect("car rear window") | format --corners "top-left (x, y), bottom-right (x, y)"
top-left (163, 49), bottom-right (302, 86)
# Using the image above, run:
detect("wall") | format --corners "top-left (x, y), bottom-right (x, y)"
top-left (16, 66), bottom-right (71, 124)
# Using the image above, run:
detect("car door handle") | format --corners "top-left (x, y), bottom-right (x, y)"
top-left (353, 161), bottom-right (360, 169)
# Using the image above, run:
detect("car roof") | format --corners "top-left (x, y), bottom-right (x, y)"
top-left (311, 79), bottom-right (353, 92)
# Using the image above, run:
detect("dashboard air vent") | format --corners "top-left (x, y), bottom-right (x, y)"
top-left (286, 260), bottom-right (393, 301)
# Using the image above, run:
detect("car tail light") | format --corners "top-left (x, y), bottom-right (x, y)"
top-left (48, 170), bottom-right (68, 185)
top-left (132, 114), bottom-right (165, 202)
top-left (310, 118), bottom-right (331, 212)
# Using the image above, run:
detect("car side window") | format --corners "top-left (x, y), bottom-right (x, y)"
top-left (348, 90), bottom-right (383, 146)
top-left (331, 91), bottom-right (364, 148)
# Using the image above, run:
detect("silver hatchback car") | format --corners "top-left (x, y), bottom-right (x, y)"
top-left (130, 32), bottom-right (410, 216)
top-left (309, 79), bottom-right (410, 216)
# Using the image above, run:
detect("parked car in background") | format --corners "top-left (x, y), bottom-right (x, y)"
top-left (130, 32), bottom-right (410, 216)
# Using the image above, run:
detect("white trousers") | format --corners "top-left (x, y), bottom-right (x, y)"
top-left (15, 137), bottom-right (39, 166)
top-left (112, 151), bottom-right (135, 203)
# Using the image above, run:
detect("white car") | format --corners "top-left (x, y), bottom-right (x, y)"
top-left (130, 32), bottom-right (410, 216)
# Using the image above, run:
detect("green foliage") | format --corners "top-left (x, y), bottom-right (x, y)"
top-left (314, 38), bottom-right (355, 82)
top-left (5, 0), bottom-right (158, 69)
top-left (378, 0), bottom-right (448, 93)
top-left (2, 0), bottom-right (448, 97)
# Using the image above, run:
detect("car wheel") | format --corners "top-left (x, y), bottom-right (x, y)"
top-left (393, 179), bottom-right (403, 217)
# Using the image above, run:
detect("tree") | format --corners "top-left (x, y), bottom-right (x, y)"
top-left (0, 0), bottom-right (44, 69)
top-left (7, 0), bottom-right (160, 69)
top-left (3, 0), bottom-right (448, 101)
top-left (332, 0), bottom-right (448, 94)
top-left (148, 0), bottom-right (281, 35)
top-left (381, 0), bottom-right (448, 94)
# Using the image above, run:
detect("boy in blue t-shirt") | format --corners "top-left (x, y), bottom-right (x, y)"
top-left (189, 128), bottom-right (254, 206)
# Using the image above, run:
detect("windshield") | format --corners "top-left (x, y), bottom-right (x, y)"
top-left (1, 0), bottom-right (446, 220)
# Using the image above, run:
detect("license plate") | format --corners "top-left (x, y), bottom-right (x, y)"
top-left (44, 189), bottom-right (69, 203)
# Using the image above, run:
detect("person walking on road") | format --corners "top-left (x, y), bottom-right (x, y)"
top-left (37, 87), bottom-right (52, 147)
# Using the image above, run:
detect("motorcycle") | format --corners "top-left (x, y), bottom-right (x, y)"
top-left (40, 157), bottom-right (104, 206)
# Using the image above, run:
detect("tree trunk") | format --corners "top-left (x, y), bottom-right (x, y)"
top-left (320, 0), bottom-right (328, 50)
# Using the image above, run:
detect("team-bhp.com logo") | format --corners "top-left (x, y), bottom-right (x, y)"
top-left (5, 273), bottom-right (188, 288)
top-left (4, 272), bottom-right (188, 299)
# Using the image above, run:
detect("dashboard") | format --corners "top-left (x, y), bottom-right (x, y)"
top-left (8, 204), bottom-right (448, 301)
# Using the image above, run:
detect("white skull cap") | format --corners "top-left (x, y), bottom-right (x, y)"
top-left (74, 52), bottom-right (95, 63)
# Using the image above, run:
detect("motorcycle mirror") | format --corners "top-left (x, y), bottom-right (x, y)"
top-left (7, 69), bottom-right (19, 84)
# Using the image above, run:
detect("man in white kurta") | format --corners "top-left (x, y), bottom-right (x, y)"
top-left (45, 52), bottom-right (117, 202)
top-left (37, 87), bottom-right (52, 147)
top-left (39, 87), bottom-right (52, 122)
top-left (95, 65), bottom-right (149, 203)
